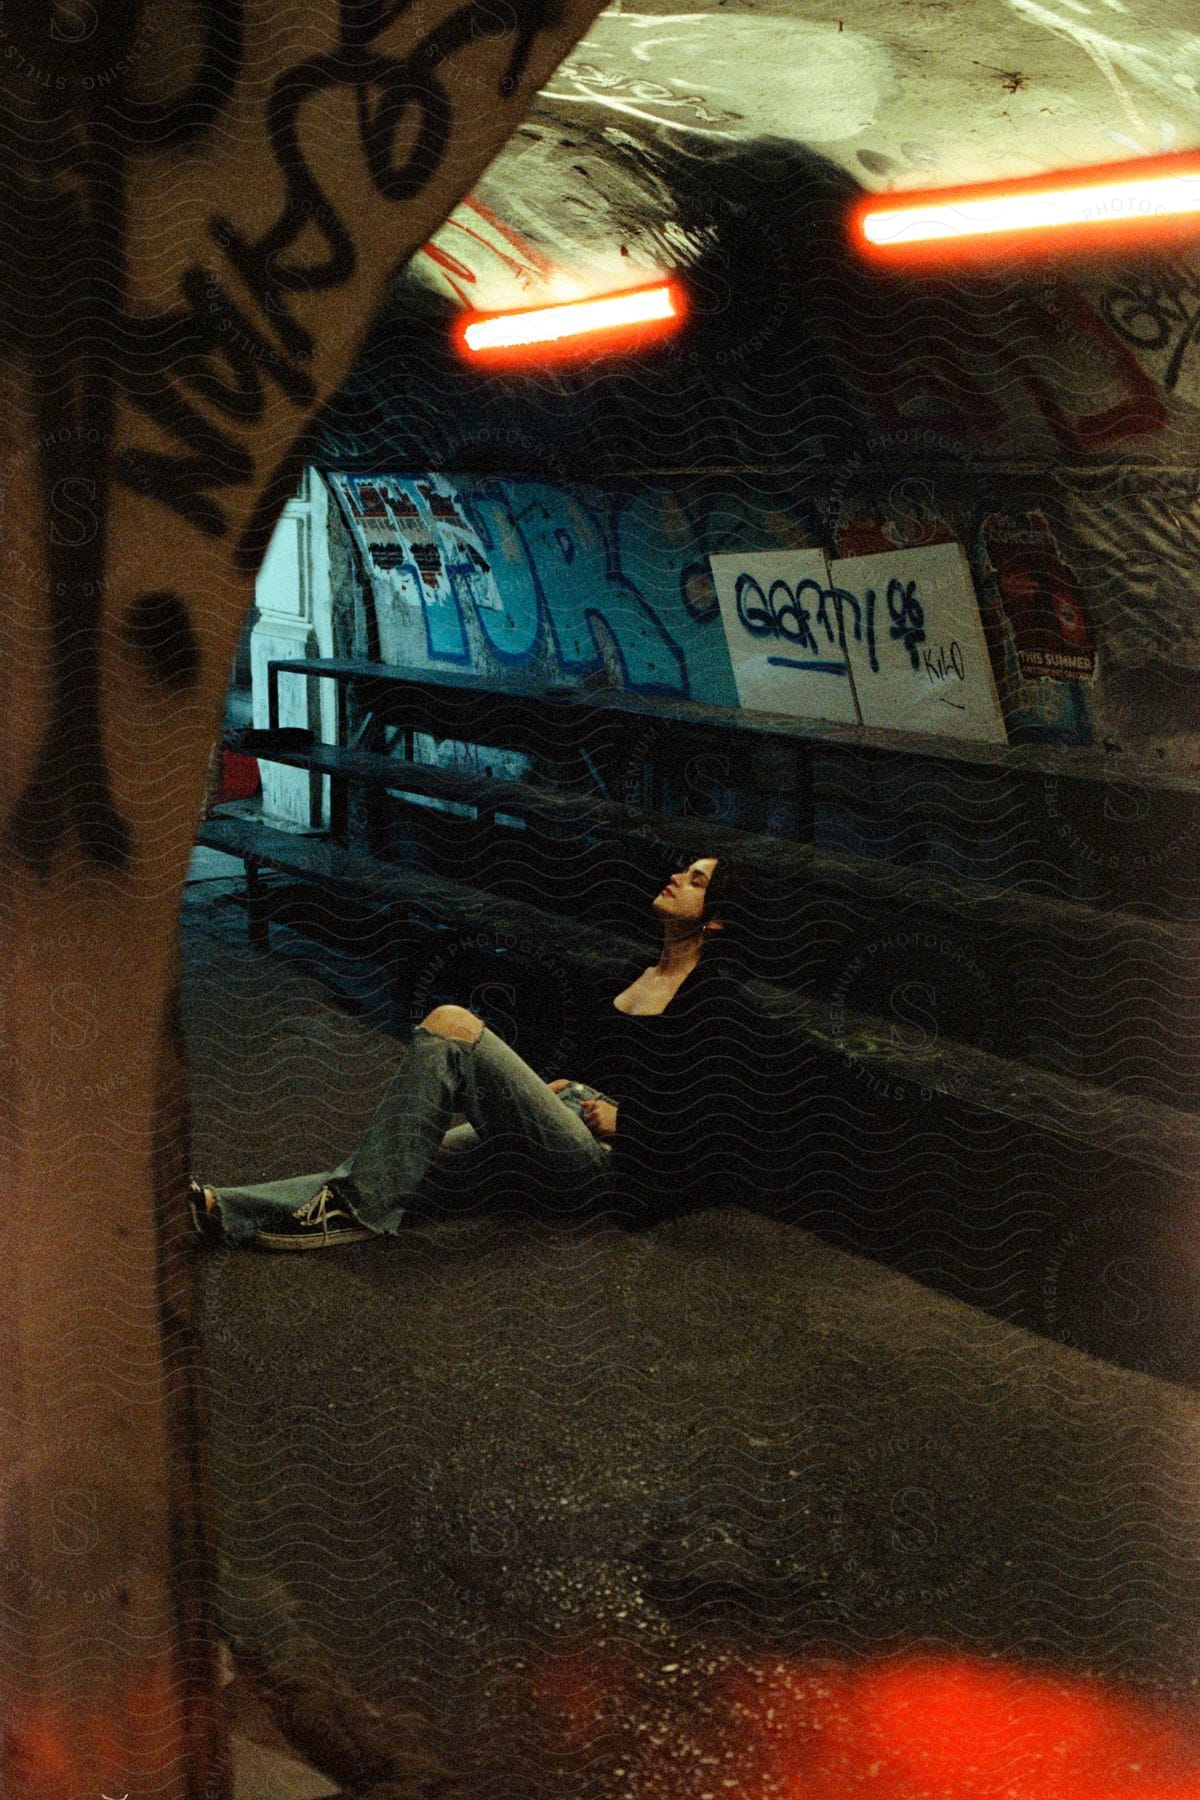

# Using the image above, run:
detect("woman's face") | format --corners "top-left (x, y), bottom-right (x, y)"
top-left (652, 857), bottom-right (719, 929)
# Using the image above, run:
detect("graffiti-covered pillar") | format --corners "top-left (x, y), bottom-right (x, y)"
top-left (0, 3), bottom-right (606, 1796)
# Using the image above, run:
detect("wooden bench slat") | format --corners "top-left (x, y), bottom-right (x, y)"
top-left (267, 656), bottom-right (1200, 799)
top-left (243, 740), bottom-right (605, 826)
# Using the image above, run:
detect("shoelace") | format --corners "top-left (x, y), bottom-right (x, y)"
top-left (293, 1186), bottom-right (340, 1232)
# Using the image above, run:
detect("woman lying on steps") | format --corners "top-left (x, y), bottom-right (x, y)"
top-left (192, 855), bottom-right (753, 1248)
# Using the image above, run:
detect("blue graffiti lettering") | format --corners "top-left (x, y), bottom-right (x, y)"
top-left (827, 585), bottom-right (879, 673)
top-left (766, 656), bottom-right (848, 675)
top-left (342, 476), bottom-right (693, 695)
top-left (512, 487), bottom-right (687, 693)
top-left (404, 556), bottom-right (468, 665)
top-left (457, 490), bottom-right (542, 665)
top-left (734, 574), bottom-right (771, 635)
top-left (886, 577), bottom-right (927, 670)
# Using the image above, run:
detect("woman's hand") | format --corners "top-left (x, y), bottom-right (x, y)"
top-left (579, 1097), bottom-right (618, 1139)
top-left (546, 1078), bottom-right (571, 1094)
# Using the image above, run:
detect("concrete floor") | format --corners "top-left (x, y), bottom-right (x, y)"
top-left (231, 1730), bottom-right (337, 1800)
top-left (183, 854), bottom-right (1200, 1798)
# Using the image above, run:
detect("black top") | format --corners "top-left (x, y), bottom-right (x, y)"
top-left (574, 955), bottom-right (760, 1210)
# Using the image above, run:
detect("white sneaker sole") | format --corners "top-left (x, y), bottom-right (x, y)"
top-left (253, 1222), bottom-right (376, 1251)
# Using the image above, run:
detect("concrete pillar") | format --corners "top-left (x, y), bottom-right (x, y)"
top-left (0, 2), bottom-right (609, 1794)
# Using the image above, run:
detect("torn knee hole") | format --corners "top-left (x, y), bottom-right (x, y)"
top-left (420, 1004), bottom-right (484, 1043)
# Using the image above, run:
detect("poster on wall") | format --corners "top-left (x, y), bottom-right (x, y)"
top-left (708, 548), bottom-right (861, 725)
top-left (829, 542), bottom-right (1008, 744)
top-left (981, 511), bottom-right (1097, 684)
top-left (329, 473), bottom-right (503, 665)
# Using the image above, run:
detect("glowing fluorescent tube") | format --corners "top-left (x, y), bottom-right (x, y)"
top-left (458, 283), bottom-right (683, 361)
top-left (852, 153), bottom-right (1200, 265)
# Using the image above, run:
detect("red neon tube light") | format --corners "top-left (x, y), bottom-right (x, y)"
top-left (456, 282), bottom-right (684, 364)
top-left (851, 152), bottom-right (1200, 265)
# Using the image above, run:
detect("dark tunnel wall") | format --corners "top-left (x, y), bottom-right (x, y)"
top-left (221, 136), bottom-right (1200, 1393)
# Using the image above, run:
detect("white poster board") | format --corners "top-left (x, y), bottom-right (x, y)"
top-left (709, 549), bottom-right (860, 724)
top-left (829, 542), bottom-right (1007, 743)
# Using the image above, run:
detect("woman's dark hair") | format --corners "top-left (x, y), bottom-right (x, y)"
top-left (695, 853), bottom-right (744, 955)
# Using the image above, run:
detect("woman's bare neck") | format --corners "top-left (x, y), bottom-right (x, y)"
top-left (613, 939), bottom-right (705, 1015)
top-left (655, 928), bottom-right (704, 977)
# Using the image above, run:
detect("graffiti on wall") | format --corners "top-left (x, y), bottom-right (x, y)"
top-left (328, 471), bottom-right (1110, 745)
top-left (1100, 262), bottom-right (1200, 404)
top-left (330, 472), bottom-right (703, 697)
top-left (710, 543), bottom-right (1007, 744)
top-left (415, 194), bottom-right (563, 312)
top-left (831, 544), bottom-right (1005, 741)
top-left (838, 274), bottom-right (1170, 457)
top-left (829, 504), bottom-right (1096, 747)
top-left (708, 547), bottom-right (858, 724)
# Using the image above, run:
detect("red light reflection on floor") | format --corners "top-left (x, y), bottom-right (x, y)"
top-left (532, 1645), bottom-right (644, 1754)
top-left (3, 1718), bottom-right (79, 1794)
top-left (724, 1656), bottom-right (1200, 1799)
top-left (1, 1666), bottom-right (182, 1798)
top-left (533, 1649), bottom-right (1200, 1797)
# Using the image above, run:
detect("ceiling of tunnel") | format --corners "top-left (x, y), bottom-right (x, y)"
top-left (406, 0), bottom-right (1200, 314)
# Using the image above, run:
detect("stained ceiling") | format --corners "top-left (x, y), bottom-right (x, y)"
top-left (407, 0), bottom-right (1200, 312)
top-left (310, 0), bottom-right (1200, 768)
top-left (312, 0), bottom-right (1200, 489)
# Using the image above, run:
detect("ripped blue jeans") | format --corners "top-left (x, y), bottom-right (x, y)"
top-left (210, 1026), bottom-right (614, 1243)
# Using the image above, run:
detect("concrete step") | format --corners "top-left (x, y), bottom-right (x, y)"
top-left (215, 743), bottom-right (1200, 1108)
top-left (195, 813), bottom-right (1200, 1187)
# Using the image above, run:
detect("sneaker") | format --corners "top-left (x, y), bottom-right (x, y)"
top-left (253, 1184), bottom-right (375, 1251)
